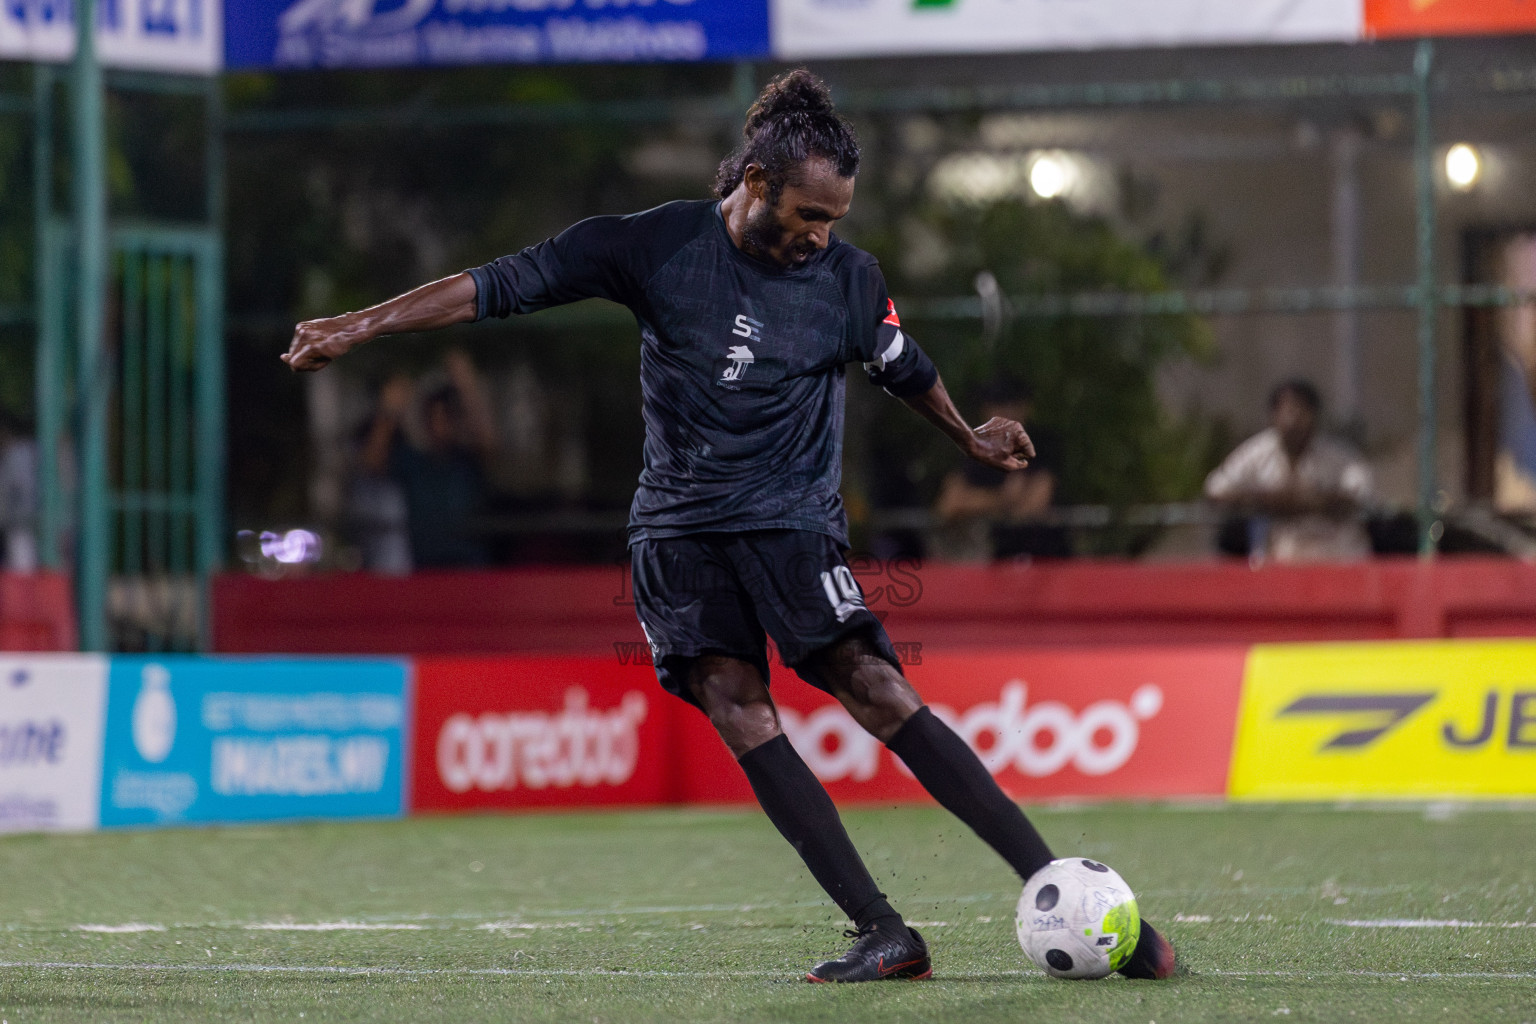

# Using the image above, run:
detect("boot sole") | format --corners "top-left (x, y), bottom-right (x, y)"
top-left (804, 964), bottom-right (933, 983)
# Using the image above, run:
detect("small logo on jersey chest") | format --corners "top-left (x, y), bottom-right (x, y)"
top-left (720, 314), bottom-right (763, 388)
top-left (732, 314), bottom-right (763, 342)
top-left (720, 345), bottom-right (755, 386)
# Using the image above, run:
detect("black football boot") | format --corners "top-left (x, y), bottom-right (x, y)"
top-left (1116, 919), bottom-right (1176, 980)
top-left (805, 924), bottom-right (932, 983)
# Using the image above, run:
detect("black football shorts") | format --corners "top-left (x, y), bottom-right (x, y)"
top-left (629, 529), bottom-right (902, 706)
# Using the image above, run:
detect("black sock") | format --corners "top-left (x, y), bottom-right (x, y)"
top-left (887, 706), bottom-right (1055, 881)
top-left (738, 734), bottom-right (903, 932)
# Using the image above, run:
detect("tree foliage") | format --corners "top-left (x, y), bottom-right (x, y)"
top-left (848, 187), bottom-right (1222, 557)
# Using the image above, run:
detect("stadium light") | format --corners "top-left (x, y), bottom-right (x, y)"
top-left (1029, 153), bottom-right (1070, 199)
top-left (1445, 143), bottom-right (1481, 191)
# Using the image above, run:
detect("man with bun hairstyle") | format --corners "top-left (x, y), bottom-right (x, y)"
top-left (284, 69), bottom-right (1176, 984)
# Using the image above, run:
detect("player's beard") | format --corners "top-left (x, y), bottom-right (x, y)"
top-left (742, 199), bottom-right (815, 268)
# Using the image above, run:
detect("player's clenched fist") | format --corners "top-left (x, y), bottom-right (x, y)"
top-left (282, 315), bottom-right (366, 372)
top-left (967, 415), bottom-right (1035, 472)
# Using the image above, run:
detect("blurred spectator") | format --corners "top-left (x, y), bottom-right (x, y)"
top-left (346, 375), bottom-right (414, 574)
top-left (358, 350), bottom-right (500, 568)
top-left (0, 408), bottom-right (38, 572)
top-left (1205, 379), bottom-right (1373, 563)
top-left (934, 379), bottom-right (1071, 560)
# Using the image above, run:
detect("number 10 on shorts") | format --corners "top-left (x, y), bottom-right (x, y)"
top-left (821, 567), bottom-right (866, 623)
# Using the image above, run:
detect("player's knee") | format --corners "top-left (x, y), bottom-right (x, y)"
top-left (822, 650), bottom-right (920, 741)
top-left (851, 669), bottom-right (921, 739)
top-left (709, 699), bottom-right (781, 758)
top-left (687, 658), bottom-right (782, 758)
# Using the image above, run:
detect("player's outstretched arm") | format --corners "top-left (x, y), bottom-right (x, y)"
top-left (903, 374), bottom-right (1035, 472)
top-left (281, 272), bottom-right (479, 373)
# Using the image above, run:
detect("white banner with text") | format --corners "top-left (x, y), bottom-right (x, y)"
top-left (0, 655), bottom-right (108, 833)
top-left (772, 0), bottom-right (1362, 59)
top-left (0, 0), bottom-right (221, 74)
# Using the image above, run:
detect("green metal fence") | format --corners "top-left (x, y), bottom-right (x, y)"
top-left (25, 26), bottom-right (226, 652)
top-left (36, 222), bottom-right (225, 651)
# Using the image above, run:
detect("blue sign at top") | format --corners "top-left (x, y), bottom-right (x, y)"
top-left (225, 0), bottom-right (770, 70)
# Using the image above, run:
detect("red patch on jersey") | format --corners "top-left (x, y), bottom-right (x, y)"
top-left (883, 299), bottom-right (901, 327)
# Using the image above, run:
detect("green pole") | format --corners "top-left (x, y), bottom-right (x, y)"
top-left (1413, 40), bottom-right (1439, 557)
top-left (196, 77), bottom-right (227, 651)
top-left (731, 61), bottom-right (755, 112)
top-left (32, 63), bottom-right (60, 570)
top-left (73, 0), bottom-right (111, 650)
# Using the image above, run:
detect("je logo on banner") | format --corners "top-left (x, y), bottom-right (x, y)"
top-left (1277, 693), bottom-right (1434, 749)
top-left (1230, 641), bottom-right (1536, 800)
top-left (1274, 690), bottom-right (1536, 752)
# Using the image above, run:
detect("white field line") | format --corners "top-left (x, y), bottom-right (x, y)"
top-left (55, 905), bottom-right (980, 935)
top-left (241, 922), bottom-right (427, 932)
top-left (1168, 915), bottom-right (1536, 930)
top-left (0, 960), bottom-right (788, 978)
top-left (59, 914), bottom-right (1536, 935)
top-left (1, 960), bottom-right (1535, 982)
top-left (1201, 970), bottom-right (1536, 980)
top-left (1327, 927), bottom-right (1536, 933)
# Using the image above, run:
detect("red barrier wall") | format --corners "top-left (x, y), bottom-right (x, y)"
top-left (215, 557), bottom-right (1536, 655)
top-left (408, 648), bottom-right (1246, 811)
top-left (0, 572), bottom-right (77, 651)
top-left (669, 647), bottom-right (1246, 806)
top-left (216, 567), bottom-right (641, 655)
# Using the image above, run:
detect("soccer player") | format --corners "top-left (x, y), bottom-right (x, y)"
top-left (283, 69), bottom-right (1176, 984)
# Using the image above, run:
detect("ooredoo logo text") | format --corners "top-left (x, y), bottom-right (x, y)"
top-left (437, 688), bottom-right (648, 793)
top-left (784, 681), bottom-right (1165, 783)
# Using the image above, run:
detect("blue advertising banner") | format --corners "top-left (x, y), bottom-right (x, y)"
top-left (225, 0), bottom-right (769, 70)
top-left (100, 658), bottom-right (410, 828)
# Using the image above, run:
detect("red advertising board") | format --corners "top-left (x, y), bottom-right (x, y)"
top-left (675, 647), bottom-right (1247, 805)
top-left (412, 647), bottom-right (1247, 813)
top-left (411, 656), bottom-right (672, 812)
top-left (1367, 0), bottom-right (1536, 38)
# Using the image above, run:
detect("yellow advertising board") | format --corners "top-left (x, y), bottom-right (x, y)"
top-left (1229, 641), bottom-right (1536, 800)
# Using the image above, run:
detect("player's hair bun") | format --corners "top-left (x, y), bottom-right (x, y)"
top-left (744, 69), bottom-right (836, 135)
top-left (714, 69), bottom-right (861, 200)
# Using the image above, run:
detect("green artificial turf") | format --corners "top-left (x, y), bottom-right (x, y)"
top-left (0, 803), bottom-right (1533, 1022)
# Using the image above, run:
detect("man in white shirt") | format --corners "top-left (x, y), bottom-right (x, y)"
top-left (1205, 380), bottom-right (1374, 563)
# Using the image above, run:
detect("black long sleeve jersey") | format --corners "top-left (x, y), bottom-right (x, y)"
top-left (469, 199), bottom-right (938, 546)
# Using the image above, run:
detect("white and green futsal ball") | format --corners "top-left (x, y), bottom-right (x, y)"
top-left (1016, 857), bottom-right (1141, 979)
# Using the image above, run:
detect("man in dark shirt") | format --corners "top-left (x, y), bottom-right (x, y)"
top-left (357, 351), bottom-right (499, 568)
top-left (935, 379), bottom-right (1072, 560)
top-left (283, 70), bottom-right (1174, 984)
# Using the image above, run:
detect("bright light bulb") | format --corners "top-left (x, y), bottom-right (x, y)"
top-left (1445, 143), bottom-right (1481, 190)
top-left (1029, 154), bottom-right (1068, 199)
